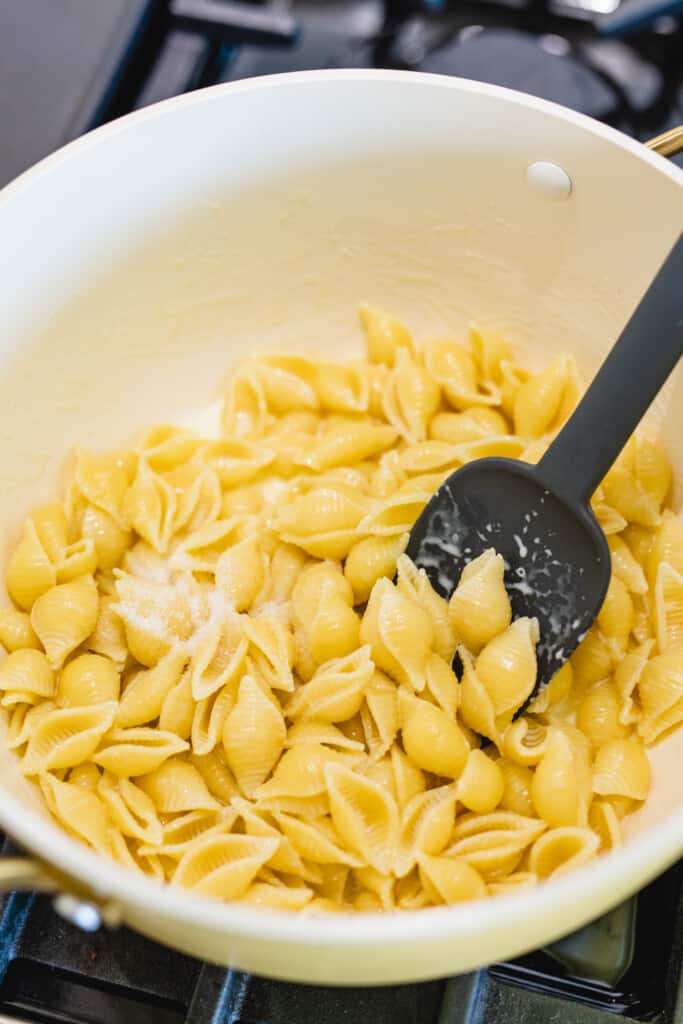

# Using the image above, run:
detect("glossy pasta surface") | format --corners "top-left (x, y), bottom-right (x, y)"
top-left (0, 307), bottom-right (679, 913)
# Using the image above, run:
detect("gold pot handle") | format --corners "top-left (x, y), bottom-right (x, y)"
top-left (0, 856), bottom-right (55, 892)
top-left (0, 855), bottom-right (121, 929)
top-left (645, 126), bottom-right (683, 159)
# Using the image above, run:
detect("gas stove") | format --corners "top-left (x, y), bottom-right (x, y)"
top-left (1, 2), bottom-right (683, 1021)
top-left (1, 0), bottom-right (682, 192)
top-left (0, 844), bottom-right (681, 1022)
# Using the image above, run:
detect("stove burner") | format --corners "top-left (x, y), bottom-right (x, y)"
top-left (419, 28), bottom-right (620, 118)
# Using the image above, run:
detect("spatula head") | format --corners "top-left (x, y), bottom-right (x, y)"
top-left (406, 457), bottom-right (611, 696)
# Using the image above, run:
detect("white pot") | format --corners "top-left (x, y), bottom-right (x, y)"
top-left (0, 70), bottom-right (681, 985)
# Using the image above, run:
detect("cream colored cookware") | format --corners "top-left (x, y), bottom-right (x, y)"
top-left (0, 71), bottom-right (681, 985)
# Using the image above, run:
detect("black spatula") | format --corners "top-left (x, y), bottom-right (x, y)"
top-left (407, 232), bottom-right (683, 697)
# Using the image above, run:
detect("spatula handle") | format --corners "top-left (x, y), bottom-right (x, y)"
top-left (537, 232), bottom-right (683, 507)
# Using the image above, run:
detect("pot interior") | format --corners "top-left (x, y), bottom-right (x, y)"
top-left (0, 72), bottom-right (681, 860)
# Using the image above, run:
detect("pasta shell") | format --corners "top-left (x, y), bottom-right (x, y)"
top-left (527, 660), bottom-right (573, 715)
top-left (113, 572), bottom-right (199, 667)
top-left (190, 617), bottom-right (247, 701)
top-left (592, 739), bottom-right (651, 801)
top-left (576, 680), bottom-right (630, 746)
top-left (456, 749), bottom-right (504, 814)
top-left (458, 647), bottom-right (500, 745)
top-left (646, 511), bottom-right (683, 587)
top-left (316, 362), bottom-right (370, 413)
top-left (608, 536), bottom-right (647, 595)
top-left (429, 407), bottom-right (508, 444)
top-left (39, 773), bottom-right (111, 854)
top-left (275, 486), bottom-right (369, 560)
top-left (361, 672), bottom-right (399, 761)
top-left (86, 595), bottom-right (128, 670)
top-left (638, 648), bottom-right (683, 743)
top-left (325, 762), bottom-right (399, 874)
top-left (98, 773), bottom-right (163, 844)
top-left (138, 426), bottom-right (202, 473)
top-left (498, 758), bottom-right (535, 817)
top-left (513, 354), bottom-right (569, 438)
top-left (449, 549), bottom-right (511, 654)
top-left (528, 827), bottom-right (600, 879)
top-left (308, 589), bottom-right (361, 667)
top-left (588, 799), bottom-right (622, 853)
top-left (79, 503), bottom-right (130, 572)
top-left (350, 866), bottom-right (393, 910)
top-left (423, 339), bottom-right (496, 412)
top-left (614, 639), bottom-right (654, 726)
top-left (243, 616), bottom-right (294, 693)
top-left (501, 718), bottom-right (549, 767)
top-left (221, 366), bottom-right (268, 439)
top-left (302, 419), bottom-right (396, 472)
top-left (118, 650), bottom-right (188, 727)
top-left (0, 649), bottom-right (55, 701)
top-left (383, 348), bottom-right (441, 443)
top-left (123, 460), bottom-right (177, 553)
top-left (360, 305), bottom-right (414, 366)
top-left (22, 701), bottom-right (117, 774)
top-left (344, 533), bottom-right (408, 605)
top-left (0, 608), bottom-right (40, 652)
top-left (31, 575), bottom-right (99, 669)
top-left (191, 684), bottom-right (236, 755)
top-left (390, 744), bottom-right (426, 809)
top-left (190, 749), bottom-right (239, 804)
top-left (284, 721), bottom-right (365, 753)
top-left (401, 694), bottom-right (469, 779)
top-left (531, 729), bottom-right (584, 827)
top-left (597, 576), bottom-right (634, 656)
top-left (59, 653), bottom-right (120, 708)
top-left (173, 834), bottom-right (280, 900)
top-left (395, 785), bottom-right (457, 877)
top-left (286, 647), bottom-right (372, 723)
top-left (253, 354), bottom-right (320, 415)
top-left (169, 464), bottom-right (222, 537)
top-left (475, 617), bottom-right (539, 718)
top-left (6, 519), bottom-right (57, 610)
top-left (138, 809), bottom-right (230, 860)
top-left (255, 744), bottom-right (356, 800)
top-left (469, 326), bottom-right (512, 386)
top-left (360, 578), bottom-right (433, 691)
top-left (395, 555), bottom-right (456, 662)
top-left (93, 727), bottom-right (189, 776)
top-left (160, 670), bottom-right (195, 740)
top-left (445, 811), bottom-right (546, 880)
top-left (75, 448), bottom-right (129, 524)
top-left (170, 517), bottom-right (246, 574)
top-left (275, 812), bottom-right (363, 867)
top-left (417, 855), bottom-right (487, 904)
top-left (602, 466), bottom-right (660, 529)
top-left (222, 676), bottom-right (286, 796)
top-left (6, 700), bottom-right (56, 751)
top-left (654, 562), bottom-right (683, 653)
top-left (56, 538), bottom-right (99, 584)
top-left (137, 759), bottom-right (220, 812)
top-left (214, 537), bottom-right (267, 613)
top-left (570, 626), bottom-right (613, 692)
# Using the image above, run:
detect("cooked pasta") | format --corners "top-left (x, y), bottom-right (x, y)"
top-left (0, 306), bottom-right (679, 913)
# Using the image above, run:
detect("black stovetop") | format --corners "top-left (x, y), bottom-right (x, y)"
top-left (1, 2), bottom-right (683, 1021)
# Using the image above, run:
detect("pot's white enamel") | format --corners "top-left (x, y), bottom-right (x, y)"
top-left (0, 70), bottom-right (682, 985)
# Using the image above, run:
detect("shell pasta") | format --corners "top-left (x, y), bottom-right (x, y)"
top-left (0, 305), bottom-right (680, 913)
